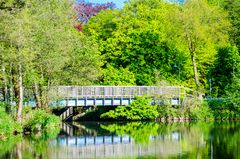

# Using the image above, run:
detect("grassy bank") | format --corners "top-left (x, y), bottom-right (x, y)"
top-left (23, 109), bottom-right (60, 132)
top-left (0, 107), bottom-right (60, 140)
top-left (0, 108), bottom-right (21, 140)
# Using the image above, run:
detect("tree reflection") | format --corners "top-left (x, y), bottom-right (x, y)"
top-left (100, 121), bottom-right (240, 159)
top-left (2, 122), bottom-right (240, 159)
top-left (101, 122), bottom-right (160, 144)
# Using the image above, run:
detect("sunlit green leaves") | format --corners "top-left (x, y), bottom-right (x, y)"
top-left (101, 96), bottom-right (159, 120)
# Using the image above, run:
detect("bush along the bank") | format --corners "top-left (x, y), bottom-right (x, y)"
top-left (0, 108), bottom-right (22, 140)
top-left (23, 109), bottom-right (60, 132)
top-left (158, 100), bottom-right (214, 121)
top-left (208, 99), bottom-right (240, 120)
top-left (101, 96), bottom-right (159, 120)
top-left (158, 98), bottom-right (240, 121)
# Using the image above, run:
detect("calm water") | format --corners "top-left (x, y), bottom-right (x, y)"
top-left (1, 121), bottom-right (240, 159)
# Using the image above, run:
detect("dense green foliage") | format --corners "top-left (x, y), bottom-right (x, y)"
top-left (210, 46), bottom-right (240, 97)
top-left (222, 0), bottom-right (240, 50)
top-left (0, 105), bottom-right (60, 140)
top-left (84, 0), bottom-right (230, 90)
top-left (102, 64), bottom-right (136, 85)
top-left (0, 107), bottom-right (21, 139)
top-left (0, 0), bottom-right (101, 118)
top-left (157, 100), bottom-right (213, 120)
top-left (222, 75), bottom-right (240, 114)
top-left (85, 2), bottom-right (190, 86)
top-left (23, 109), bottom-right (60, 132)
top-left (101, 96), bottom-right (158, 120)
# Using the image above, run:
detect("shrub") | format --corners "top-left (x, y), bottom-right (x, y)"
top-left (24, 109), bottom-right (60, 132)
top-left (0, 107), bottom-right (21, 139)
top-left (189, 103), bottom-right (213, 120)
top-left (101, 96), bottom-right (159, 120)
top-left (158, 101), bottom-right (214, 120)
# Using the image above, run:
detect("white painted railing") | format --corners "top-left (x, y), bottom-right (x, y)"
top-left (47, 86), bottom-right (188, 100)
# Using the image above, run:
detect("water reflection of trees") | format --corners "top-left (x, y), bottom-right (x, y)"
top-left (2, 122), bottom-right (240, 159)
top-left (99, 121), bottom-right (240, 159)
top-left (101, 122), bottom-right (159, 144)
top-left (0, 136), bottom-right (21, 159)
top-left (0, 128), bottom-right (60, 159)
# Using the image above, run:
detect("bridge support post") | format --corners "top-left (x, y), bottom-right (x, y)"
top-left (94, 98), bottom-right (96, 106)
top-left (85, 97), bottom-right (87, 106)
top-left (112, 87), bottom-right (114, 106)
top-left (60, 107), bottom-right (74, 121)
top-left (120, 87), bottom-right (123, 105)
top-left (76, 87), bottom-right (78, 106)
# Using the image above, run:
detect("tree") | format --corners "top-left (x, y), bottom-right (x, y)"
top-left (84, 0), bottom-right (230, 90)
top-left (174, 0), bottom-right (230, 90)
top-left (74, 1), bottom-right (114, 31)
top-left (211, 46), bottom-right (240, 97)
top-left (0, 0), bottom-right (101, 120)
top-left (0, 0), bottom-right (24, 10)
top-left (22, 0), bottom-right (101, 107)
top-left (222, 0), bottom-right (240, 50)
top-left (101, 64), bottom-right (136, 85)
top-left (85, 0), bottom-right (191, 86)
top-left (0, 2), bottom-right (28, 121)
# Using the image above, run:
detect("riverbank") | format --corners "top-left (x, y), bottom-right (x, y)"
top-left (0, 107), bottom-right (60, 140)
top-left (0, 108), bottom-right (21, 140)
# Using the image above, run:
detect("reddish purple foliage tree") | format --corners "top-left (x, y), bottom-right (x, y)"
top-left (74, 1), bottom-right (114, 31)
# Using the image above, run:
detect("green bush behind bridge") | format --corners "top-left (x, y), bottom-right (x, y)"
top-left (101, 96), bottom-right (159, 120)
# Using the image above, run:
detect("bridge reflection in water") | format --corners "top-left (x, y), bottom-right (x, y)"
top-left (49, 122), bottom-right (183, 159)
top-left (56, 135), bottom-right (132, 146)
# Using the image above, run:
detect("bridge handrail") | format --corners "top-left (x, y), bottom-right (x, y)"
top-left (5, 86), bottom-right (196, 101)
top-left (46, 86), bottom-right (189, 100)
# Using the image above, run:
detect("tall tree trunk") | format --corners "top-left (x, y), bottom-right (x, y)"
top-left (190, 52), bottom-right (200, 90)
top-left (186, 31), bottom-right (200, 91)
top-left (33, 80), bottom-right (42, 108)
top-left (9, 85), bottom-right (14, 112)
top-left (17, 64), bottom-right (23, 122)
top-left (39, 84), bottom-right (45, 108)
top-left (9, 65), bottom-right (14, 113)
top-left (12, 64), bottom-right (23, 122)
top-left (2, 65), bottom-right (9, 104)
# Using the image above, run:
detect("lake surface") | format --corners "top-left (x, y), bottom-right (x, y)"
top-left (1, 121), bottom-right (240, 159)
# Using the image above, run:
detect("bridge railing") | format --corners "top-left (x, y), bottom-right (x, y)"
top-left (48, 86), bottom-right (187, 100)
